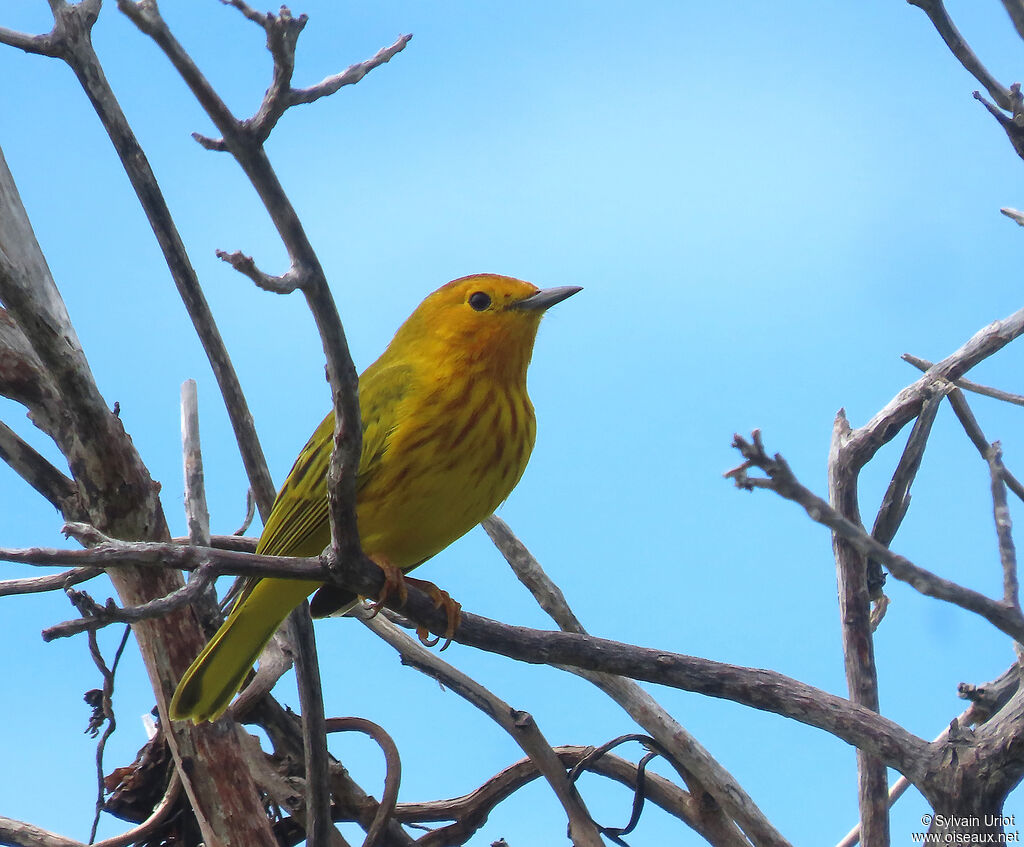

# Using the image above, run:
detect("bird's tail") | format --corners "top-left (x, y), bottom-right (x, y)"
top-left (169, 577), bottom-right (321, 723)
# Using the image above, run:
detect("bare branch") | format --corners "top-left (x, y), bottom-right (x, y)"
top-left (1001, 206), bottom-right (1024, 226)
top-left (215, 249), bottom-right (302, 293)
top-left (903, 352), bottom-right (1024, 408)
top-left (0, 529), bottom-right (939, 774)
top-left (289, 35), bottom-right (413, 107)
top-left (0, 566), bottom-right (99, 597)
top-left (0, 420), bottom-right (82, 517)
top-left (727, 431), bottom-right (1024, 643)
top-left (42, 568), bottom-right (217, 641)
top-left (0, 0), bottom-right (100, 58)
top-left (483, 516), bottom-right (788, 847)
top-left (986, 444), bottom-right (1020, 611)
top-left (202, 4), bottom-right (410, 145)
top-left (0, 816), bottom-right (85, 847)
top-left (974, 85), bottom-right (1024, 161)
top-left (289, 604), bottom-right (337, 847)
top-left (1001, 0), bottom-right (1024, 41)
top-left (323, 718), bottom-right (402, 847)
top-left (901, 356), bottom-right (1024, 504)
top-left (9, 0), bottom-right (278, 519)
top-left (119, 0), bottom-right (365, 568)
top-left (907, 0), bottom-right (1013, 109)
top-left (361, 612), bottom-right (605, 847)
top-left (85, 626), bottom-right (131, 843)
top-left (833, 673), bottom-right (1012, 847)
top-left (842, 306), bottom-right (1024, 472)
top-left (181, 380), bottom-right (211, 547)
top-left (871, 392), bottom-right (943, 550)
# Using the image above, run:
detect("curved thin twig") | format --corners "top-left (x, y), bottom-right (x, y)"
top-left (324, 717), bottom-right (402, 847)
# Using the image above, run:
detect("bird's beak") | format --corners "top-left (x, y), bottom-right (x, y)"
top-left (514, 285), bottom-right (583, 312)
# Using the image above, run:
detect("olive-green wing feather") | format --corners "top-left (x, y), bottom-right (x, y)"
top-left (256, 361), bottom-right (414, 559)
top-left (304, 361), bottom-right (415, 616)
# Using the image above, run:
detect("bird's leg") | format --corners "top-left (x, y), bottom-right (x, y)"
top-left (366, 557), bottom-right (408, 618)
top-left (403, 576), bottom-right (462, 651)
top-left (365, 559), bottom-right (462, 649)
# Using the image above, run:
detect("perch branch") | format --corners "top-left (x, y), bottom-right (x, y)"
top-left (0, 531), bottom-right (931, 779)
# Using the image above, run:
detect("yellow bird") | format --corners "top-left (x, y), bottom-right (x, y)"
top-left (169, 274), bottom-right (580, 722)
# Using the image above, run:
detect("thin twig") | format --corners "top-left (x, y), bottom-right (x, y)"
top-left (289, 35), bottom-right (413, 107)
top-left (867, 391), bottom-right (944, 600)
top-left (391, 746), bottom-right (699, 846)
top-left (235, 490), bottom-right (257, 536)
top-left (974, 85), bottom-right (1024, 162)
top-left (902, 353), bottom-right (1024, 408)
top-left (902, 355), bottom-right (1024, 503)
top-left (727, 431), bottom-right (1024, 644)
top-left (323, 718), bottom-right (402, 847)
top-left (1001, 207), bottom-right (1024, 227)
top-left (85, 625), bottom-right (132, 843)
top-left (0, 566), bottom-right (99, 597)
top-left (44, 568), bottom-right (217, 640)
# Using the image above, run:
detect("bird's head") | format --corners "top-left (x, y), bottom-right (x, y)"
top-left (385, 274), bottom-right (581, 380)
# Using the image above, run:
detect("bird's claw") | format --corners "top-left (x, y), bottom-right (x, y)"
top-left (406, 577), bottom-right (462, 651)
top-left (366, 558), bottom-right (407, 619)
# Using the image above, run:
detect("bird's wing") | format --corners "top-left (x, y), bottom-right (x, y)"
top-left (255, 412), bottom-right (334, 558)
top-left (355, 360), bottom-right (414, 495)
top-left (256, 361), bottom-right (415, 559)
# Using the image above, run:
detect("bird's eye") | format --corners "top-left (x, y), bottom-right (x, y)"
top-left (468, 291), bottom-right (492, 311)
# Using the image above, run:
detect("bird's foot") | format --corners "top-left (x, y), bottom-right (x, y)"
top-left (365, 560), bottom-right (461, 649)
top-left (366, 557), bottom-right (408, 618)
top-left (404, 576), bottom-right (462, 651)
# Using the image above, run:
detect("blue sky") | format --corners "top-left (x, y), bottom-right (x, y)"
top-left (2, 1), bottom-right (1024, 843)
